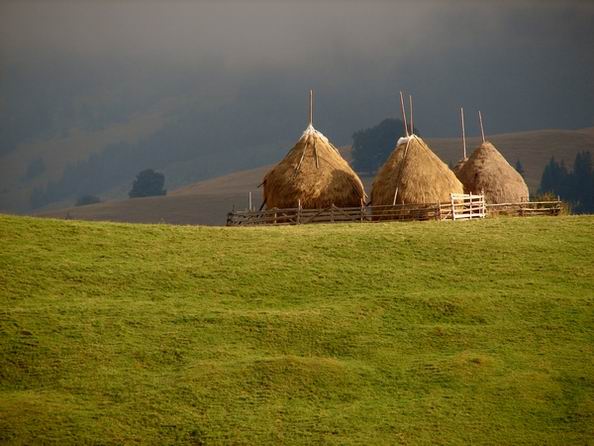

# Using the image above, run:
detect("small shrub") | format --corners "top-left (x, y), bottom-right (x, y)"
top-left (129, 169), bottom-right (166, 198)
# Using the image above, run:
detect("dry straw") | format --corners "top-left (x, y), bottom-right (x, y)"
top-left (456, 141), bottom-right (529, 203)
top-left (261, 91), bottom-right (365, 209)
top-left (371, 135), bottom-right (464, 205)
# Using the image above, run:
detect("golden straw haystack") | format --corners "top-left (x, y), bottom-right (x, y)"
top-left (261, 124), bottom-right (365, 209)
top-left (456, 141), bottom-right (529, 203)
top-left (371, 135), bottom-right (464, 205)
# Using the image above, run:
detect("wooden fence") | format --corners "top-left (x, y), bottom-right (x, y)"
top-left (486, 200), bottom-right (563, 217)
top-left (226, 197), bottom-right (562, 226)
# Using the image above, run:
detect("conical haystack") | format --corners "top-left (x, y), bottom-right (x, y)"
top-left (371, 135), bottom-right (464, 205)
top-left (457, 141), bottom-right (529, 203)
top-left (262, 124), bottom-right (365, 209)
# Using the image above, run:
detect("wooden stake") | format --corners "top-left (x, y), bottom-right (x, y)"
top-left (461, 107), bottom-right (467, 159)
top-left (409, 94), bottom-right (414, 135)
top-left (249, 192), bottom-right (252, 211)
top-left (309, 89), bottom-right (313, 126)
top-left (478, 110), bottom-right (485, 143)
top-left (400, 91), bottom-right (409, 137)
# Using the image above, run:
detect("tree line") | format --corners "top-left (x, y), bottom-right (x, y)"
top-left (538, 151), bottom-right (593, 214)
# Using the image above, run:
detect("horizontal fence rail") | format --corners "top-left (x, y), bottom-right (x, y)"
top-left (226, 198), bottom-right (562, 226)
top-left (486, 201), bottom-right (563, 217)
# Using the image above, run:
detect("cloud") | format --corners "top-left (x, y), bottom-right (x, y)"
top-left (1, 0), bottom-right (593, 137)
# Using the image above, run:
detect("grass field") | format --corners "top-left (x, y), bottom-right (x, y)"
top-left (1, 214), bottom-right (593, 444)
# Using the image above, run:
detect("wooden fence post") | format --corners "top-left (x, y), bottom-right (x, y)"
top-left (360, 199), bottom-right (365, 222)
top-left (450, 194), bottom-right (455, 220)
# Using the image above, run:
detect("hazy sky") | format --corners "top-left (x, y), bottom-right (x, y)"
top-left (1, 0), bottom-right (593, 138)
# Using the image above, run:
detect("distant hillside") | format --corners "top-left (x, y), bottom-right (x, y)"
top-left (169, 165), bottom-right (272, 197)
top-left (1, 214), bottom-right (593, 444)
top-left (6, 122), bottom-right (593, 215)
top-left (35, 128), bottom-right (593, 226)
top-left (35, 147), bottom-right (365, 226)
top-left (123, 127), bottom-right (594, 196)
top-left (36, 193), bottom-right (247, 226)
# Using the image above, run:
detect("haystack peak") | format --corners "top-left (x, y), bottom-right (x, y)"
top-left (300, 124), bottom-right (329, 144)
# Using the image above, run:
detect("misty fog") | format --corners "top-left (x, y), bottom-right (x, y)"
top-left (1, 0), bottom-right (593, 211)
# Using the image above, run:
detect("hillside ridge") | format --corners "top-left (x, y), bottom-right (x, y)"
top-left (31, 127), bottom-right (594, 225)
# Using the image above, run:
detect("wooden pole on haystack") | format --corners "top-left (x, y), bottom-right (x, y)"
top-left (309, 89), bottom-right (313, 126)
top-left (478, 110), bottom-right (485, 143)
top-left (409, 94), bottom-right (414, 135)
top-left (392, 187), bottom-right (399, 206)
top-left (400, 91), bottom-right (409, 137)
top-left (461, 107), bottom-right (467, 159)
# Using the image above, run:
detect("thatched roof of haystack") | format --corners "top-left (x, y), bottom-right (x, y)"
top-left (457, 141), bottom-right (529, 203)
top-left (261, 124), bottom-right (365, 209)
top-left (371, 134), bottom-right (464, 205)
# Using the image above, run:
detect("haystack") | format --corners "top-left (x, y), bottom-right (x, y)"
top-left (371, 135), bottom-right (464, 205)
top-left (261, 124), bottom-right (365, 209)
top-left (457, 141), bottom-right (529, 203)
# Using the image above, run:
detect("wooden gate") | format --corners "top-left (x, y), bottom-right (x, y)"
top-left (447, 193), bottom-right (486, 220)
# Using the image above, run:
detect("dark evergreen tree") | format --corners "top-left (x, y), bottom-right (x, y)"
top-left (538, 152), bottom-right (594, 214)
top-left (129, 169), bottom-right (166, 198)
top-left (539, 157), bottom-right (569, 197)
top-left (571, 151), bottom-right (593, 213)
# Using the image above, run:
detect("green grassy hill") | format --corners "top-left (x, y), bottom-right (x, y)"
top-left (1, 215), bottom-right (593, 445)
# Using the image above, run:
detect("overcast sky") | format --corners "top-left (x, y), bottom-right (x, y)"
top-left (1, 0), bottom-right (593, 138)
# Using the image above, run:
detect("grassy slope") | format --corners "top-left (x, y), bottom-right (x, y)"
top-left (1, 215), bottom-right (593, 445)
